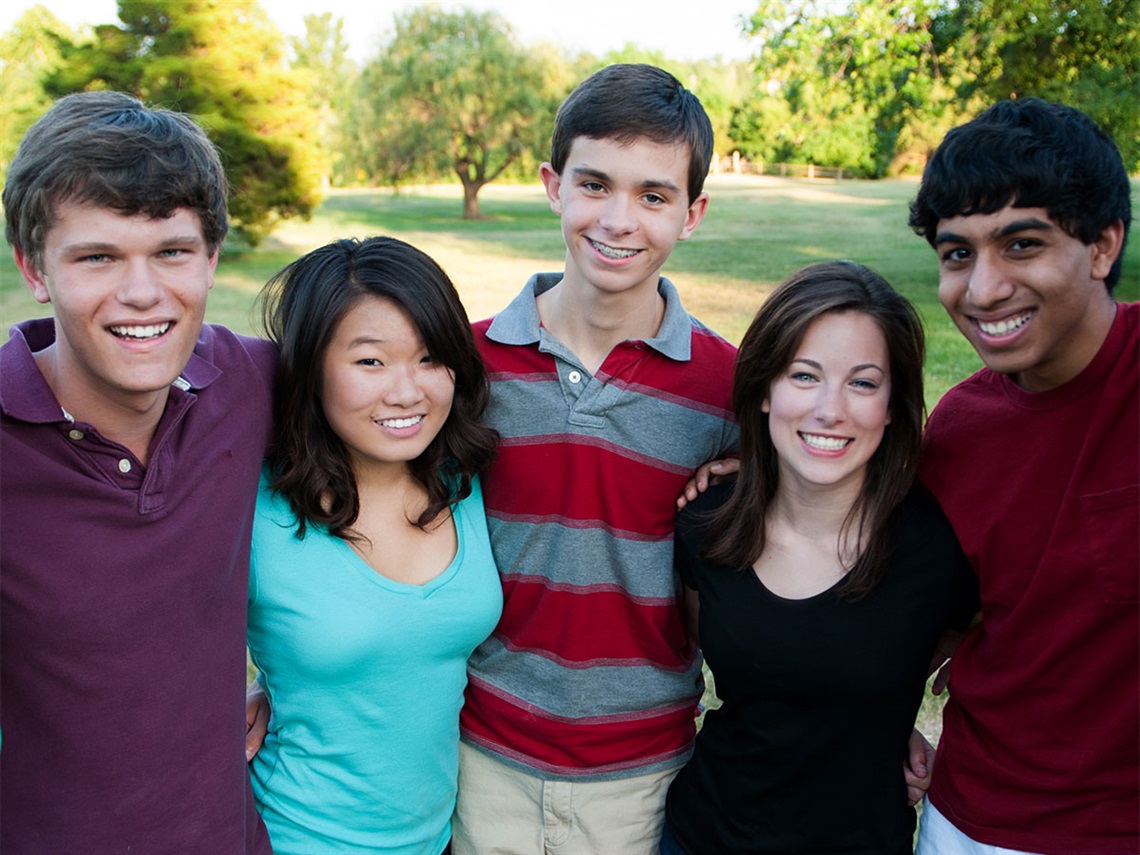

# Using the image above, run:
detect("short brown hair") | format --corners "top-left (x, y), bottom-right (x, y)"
top-left (549, 64), bottom-right (714, 204)
top-left (3, 91), bottom-right (229, 269)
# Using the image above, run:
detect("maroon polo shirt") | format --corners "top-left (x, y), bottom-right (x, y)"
top-left (1, 319), bottom-right (276, 853)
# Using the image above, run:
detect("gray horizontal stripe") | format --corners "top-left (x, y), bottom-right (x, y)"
top-left (469, 635), bottom-right (703, 720)
top-left (489, 518), bottom-right (679, 599)
top-left (485, 378), bottom-right (737, 471)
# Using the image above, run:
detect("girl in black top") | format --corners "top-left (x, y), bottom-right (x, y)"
top-left (662, 262), bottom-right (977, 854)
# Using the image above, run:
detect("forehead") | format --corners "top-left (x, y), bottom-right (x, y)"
top-left (796, 311), bottom-right (888, 360)
top-left (935, 204), bottom-right (1062, 242)
top-left (45, 200), bottom-right (207, 246)
top-left (563, 135), bottom-right (692, 183)
top-left (331, 294), bottom-right (418, 341)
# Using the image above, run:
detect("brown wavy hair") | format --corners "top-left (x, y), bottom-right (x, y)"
top-left (704, 261), bottom-right (926, 598)
top-left (260, 236), bottom-right (498, 540)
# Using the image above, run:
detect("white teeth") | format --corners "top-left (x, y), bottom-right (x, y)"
top-left (110, 323), bottom-right (170, 340)
top-left (588, 239), bottom-right (638, 259)
top-left (978, 312), bottom-right (1032, 336)
top-left (377, 415), bottom-right (423, 429)
top-left (801, 433), bottom-right (850, 451)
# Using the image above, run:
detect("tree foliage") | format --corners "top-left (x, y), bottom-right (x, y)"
top-left (289, 13), bottom-right (358, 187)
top-left (736, 0), bottom-right (1139, 174)
top-left (353, 6), bottom-right (551, 218)
top-left (740, 0), bottom-right (952, 177)
top-left (931, 0), bottom-right (1140, 170)
top-left (0, 6), bottom-right (73, 180)
top-left (44, 0), bottom-right (322, 248)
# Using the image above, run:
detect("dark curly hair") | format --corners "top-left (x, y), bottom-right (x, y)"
top-left (909, 98), bottom-right (1131, 289)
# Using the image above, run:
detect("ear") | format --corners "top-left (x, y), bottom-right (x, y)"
top-left (539, 162), bottom-right (563, 215)
top-left (207, 248), bottom-right (219, 291)
top-left (13, 248), bottom-right (51, 304)
top-left (1090, 220), bottom-right (1126, 282)
top-left (677, 192), bottom-right (709, 242)
top-left (761, 395), bottom-right (771, 414)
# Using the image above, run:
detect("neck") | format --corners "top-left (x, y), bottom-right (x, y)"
top-left (537, 277), bottom-right (665, 374)
top-left (34, 348), bottom-right (167, 465)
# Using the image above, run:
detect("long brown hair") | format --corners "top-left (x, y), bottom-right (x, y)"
top-left (704, 261), bottom-right (925, 597)
top-left (260, 236), bottom-right (498, 541)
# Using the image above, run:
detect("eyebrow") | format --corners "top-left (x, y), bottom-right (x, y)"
top-left (569, 166), bottom-right (682, 194)
top-left (344, 336), bottom-right (387, 349)
top-left (791, 357), bottom-right (885, 374)
top-left (934, 216), bottom-right (1056, 246)
top-left (59, 235), bottom-right (205, 254)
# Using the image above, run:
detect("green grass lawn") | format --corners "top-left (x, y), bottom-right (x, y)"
top-left (3, 175), bottom-right (1136, 410)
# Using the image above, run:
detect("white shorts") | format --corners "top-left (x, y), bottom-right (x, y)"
top-left (916, 798), bottom-right (1045, 855)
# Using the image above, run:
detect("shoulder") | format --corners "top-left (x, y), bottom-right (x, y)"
top-left (676, 479), bottom-right (734, 550)
top-left (193, 324), bottom-right (277, 380)
top-left (688, 318), bottom-right (738, 368)
top-left (891, 489), bottom-right (968, 569)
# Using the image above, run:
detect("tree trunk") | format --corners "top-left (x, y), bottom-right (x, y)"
top-left (462, 179), bottom-right (483, 219)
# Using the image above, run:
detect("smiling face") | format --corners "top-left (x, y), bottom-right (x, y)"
top-left (539, 135), bottom-right (708, 300)
top-left (13, 200), bottom-right (217, 420)
top-left (763, 311), bottom-right (892, 499)
top-left (934, 204), bottom-right (1123, 391)
top-left (320, 295), bottom-right (456, 480)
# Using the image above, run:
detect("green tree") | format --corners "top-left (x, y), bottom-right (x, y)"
top-left (360, 6), bottom-right (550, 218)
top-left (932, 0), bottom-right (1140, 170)
top-left (46, 0), bottom-right (322, 248)
top-left (740, 0), bottom-right (951, 177)
top-left (290, 13), bottom-right (358, 187)
top-left (0, 6), bottom-right (73, 179)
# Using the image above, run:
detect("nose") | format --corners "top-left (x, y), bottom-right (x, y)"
top-left (814, 382), bottom-right (846, 426)
top-left (116, 258), bottom-right (163, 309)
top-left (966, 253), bottom-right (1015, 308)
top-left (598, 193), bottom-right (636, 235)
top-left (383, 365), bottom-right (426, 407)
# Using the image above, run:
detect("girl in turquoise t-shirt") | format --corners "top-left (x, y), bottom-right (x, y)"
top-left (246, 236), bottom-right (501, 855)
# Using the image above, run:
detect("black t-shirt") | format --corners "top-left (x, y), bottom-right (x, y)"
top-left (665, 483), bottom-right (978, 854)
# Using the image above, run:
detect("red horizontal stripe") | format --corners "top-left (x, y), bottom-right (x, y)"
top-left (496, 578), bottom-right (694, 668)
top-left (483, 442), bottom-right (689, 537)
top-left (462, 679), bottom-right (697, 774)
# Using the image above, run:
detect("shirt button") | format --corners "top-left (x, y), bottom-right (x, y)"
top-left (68, 429), bottom-right (85, 441)
top-left (118, 459), bottom-right (132, 474)
top-left (567, 370), bottom-right (582, 384)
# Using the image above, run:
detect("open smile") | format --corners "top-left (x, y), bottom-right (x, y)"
top-left (974, 310), bottom-right (1033, 338)
top-left (587, 238), bottom-right (640, 260)
top-left (109, 322), bottom-right (172, 341)
top-left (799, 432), bottom-right (852, 452)
top-left (375, 415), bottom-right (424, 430)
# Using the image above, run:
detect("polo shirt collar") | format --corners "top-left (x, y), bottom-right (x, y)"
top-left (486, 273), bottom-right (693, 362)
top-left (0, 318), bottom-right (220, 425)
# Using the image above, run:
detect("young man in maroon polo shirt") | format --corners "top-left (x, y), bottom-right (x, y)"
top-left (1, 91), bottom-right (274, 853)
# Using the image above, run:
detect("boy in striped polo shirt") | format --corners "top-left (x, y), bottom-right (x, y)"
top-left (453, 64), bottom-right (739, 854)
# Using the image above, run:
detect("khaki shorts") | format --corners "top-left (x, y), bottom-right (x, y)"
top-left (452, 742), bottom-right (679, 855)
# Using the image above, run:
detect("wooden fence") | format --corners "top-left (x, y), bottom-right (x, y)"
top-left (712, 152), bottom-right (847, 181)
